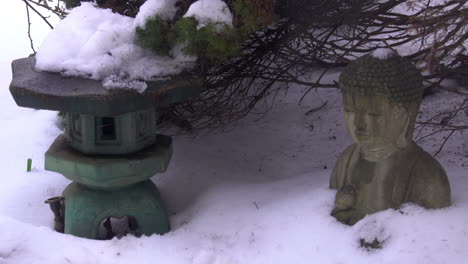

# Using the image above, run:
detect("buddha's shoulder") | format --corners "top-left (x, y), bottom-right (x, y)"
top-left (409, 145), bottom-right (451, 208)
top-left (336, 144), bottom-right (358, 162)
top-left (330, 144), bottom-right (358, 189)
top-left (412, 145), bottom-right (448, 180)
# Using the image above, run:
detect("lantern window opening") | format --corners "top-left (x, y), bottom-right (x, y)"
top-left (95, 116), bottom-right (120, 145)
top-left (101, 117), bottom-right (116, 140)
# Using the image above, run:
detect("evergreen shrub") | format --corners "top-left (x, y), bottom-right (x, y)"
top-left (136, 16), bottom-right (173, 56)
top-left (172, 17), bottom-right (240, 59)
top-left (134, 0), bottom-right (271, 60)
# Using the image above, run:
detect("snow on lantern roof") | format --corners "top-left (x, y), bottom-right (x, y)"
top-left (34, 1), bottom-right (235, 93)
top-left (34, 2), bottom-right (196, 92)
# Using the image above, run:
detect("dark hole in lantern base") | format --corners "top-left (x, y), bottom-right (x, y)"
top-left (101, 117), bottom-right (116, 140)
top-left (98, 216), bottom-right (140, 240)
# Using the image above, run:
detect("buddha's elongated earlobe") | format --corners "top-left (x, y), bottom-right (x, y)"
top-left (392, 105), bottom-right (405, 120)
top-left (392, 107), bottom-right (400, 120)
top-left (391, 104), bottom-right (410, 148)
top-left (396, 112), bottom-right (411, 148)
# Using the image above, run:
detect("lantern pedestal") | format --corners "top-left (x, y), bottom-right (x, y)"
top-left (63, 180), bottom-right (169, 239)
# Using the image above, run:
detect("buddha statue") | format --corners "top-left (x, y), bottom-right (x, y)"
top-left (330, 51), bottom-right (451, 225)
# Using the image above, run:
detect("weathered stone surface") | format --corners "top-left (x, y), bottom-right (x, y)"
top-left (45, 134), bottom-right (172, 189)
top-left (339, 53), bottom-right (423, 106)
top-left (63, 180), bottom-right (170, 239)
top-left (330, 142), bottom-right (451, 225)
top-left (330, 53), bottom-right (451, 225)
top-left (64, 109), bottom-right (157, 155)
top-left (9, 57), bottom-right (202, 115)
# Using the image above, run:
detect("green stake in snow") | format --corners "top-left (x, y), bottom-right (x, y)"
top-left (27, 158), bottom-right (32, 172)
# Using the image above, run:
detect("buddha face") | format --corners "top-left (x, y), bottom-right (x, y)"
top-left (343, 94), bottom-right (409, 150)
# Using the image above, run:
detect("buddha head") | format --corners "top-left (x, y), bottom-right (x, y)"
top-left (339, 51), bottom-right (423, 151)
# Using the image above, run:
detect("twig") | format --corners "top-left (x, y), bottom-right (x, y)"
top-left (252, 201), bottom-right (259, 210)
top-left (434, 129), bottom-right (456, 156)
top-left (415, 98), bottom-right (468, 140)
top-left (25, 3), bottom-right (36, 53)
top-left (305, 101), bottom-right (328, 115)
top-left (22, 0), bottom-right (54, 29)
top-left (24, 0), bottom-right (67, 19)
top-left (416, 122), bottom-right (468, 129)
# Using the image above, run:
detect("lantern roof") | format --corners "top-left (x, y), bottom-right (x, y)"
top-left (10, 57), bottom-right (202, 115)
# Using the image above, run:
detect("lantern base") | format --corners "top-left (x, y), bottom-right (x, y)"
top-left (62, 180), bottom-right (170, 239)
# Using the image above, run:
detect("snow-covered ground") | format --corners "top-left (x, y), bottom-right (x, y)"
top-left (1, 1), bottom-right (468, 264)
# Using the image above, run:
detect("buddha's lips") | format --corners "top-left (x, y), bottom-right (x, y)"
top-left (355, 131), bottom-right (369, 137)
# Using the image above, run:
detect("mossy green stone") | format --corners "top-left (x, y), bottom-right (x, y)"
top-left (63, 180), bottom-right (170, 239)
top-left (8, 56), bottom-right (195, 239)
top-left (45, 134), bottom-right (172, 190)
top-left (64, 109), bottom-right (157, 155)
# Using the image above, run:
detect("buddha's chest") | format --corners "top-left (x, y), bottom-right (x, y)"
top-left (349, 159), bottom-right (402, 213)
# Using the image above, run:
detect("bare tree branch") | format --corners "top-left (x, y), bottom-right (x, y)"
top-left (24, 2), bottom-right (36, 53)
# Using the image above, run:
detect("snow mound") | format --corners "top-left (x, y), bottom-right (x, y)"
top-left (370, 48), bottom-right (397, 60)
top-left (35, 3), bottom-right (194, 92)
top-left (133, 0), bottom-right (178, 29)
top-left (354, 211), bottom-right (394, 250)
top-left (184, 0), bottom-right (233, 29)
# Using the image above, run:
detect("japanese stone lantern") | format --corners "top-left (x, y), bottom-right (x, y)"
top-left (9, 57), bottom-right (201, 239)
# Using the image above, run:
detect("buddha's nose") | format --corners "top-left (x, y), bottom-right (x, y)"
top-left (354, 114), bottom-right (367, 131)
